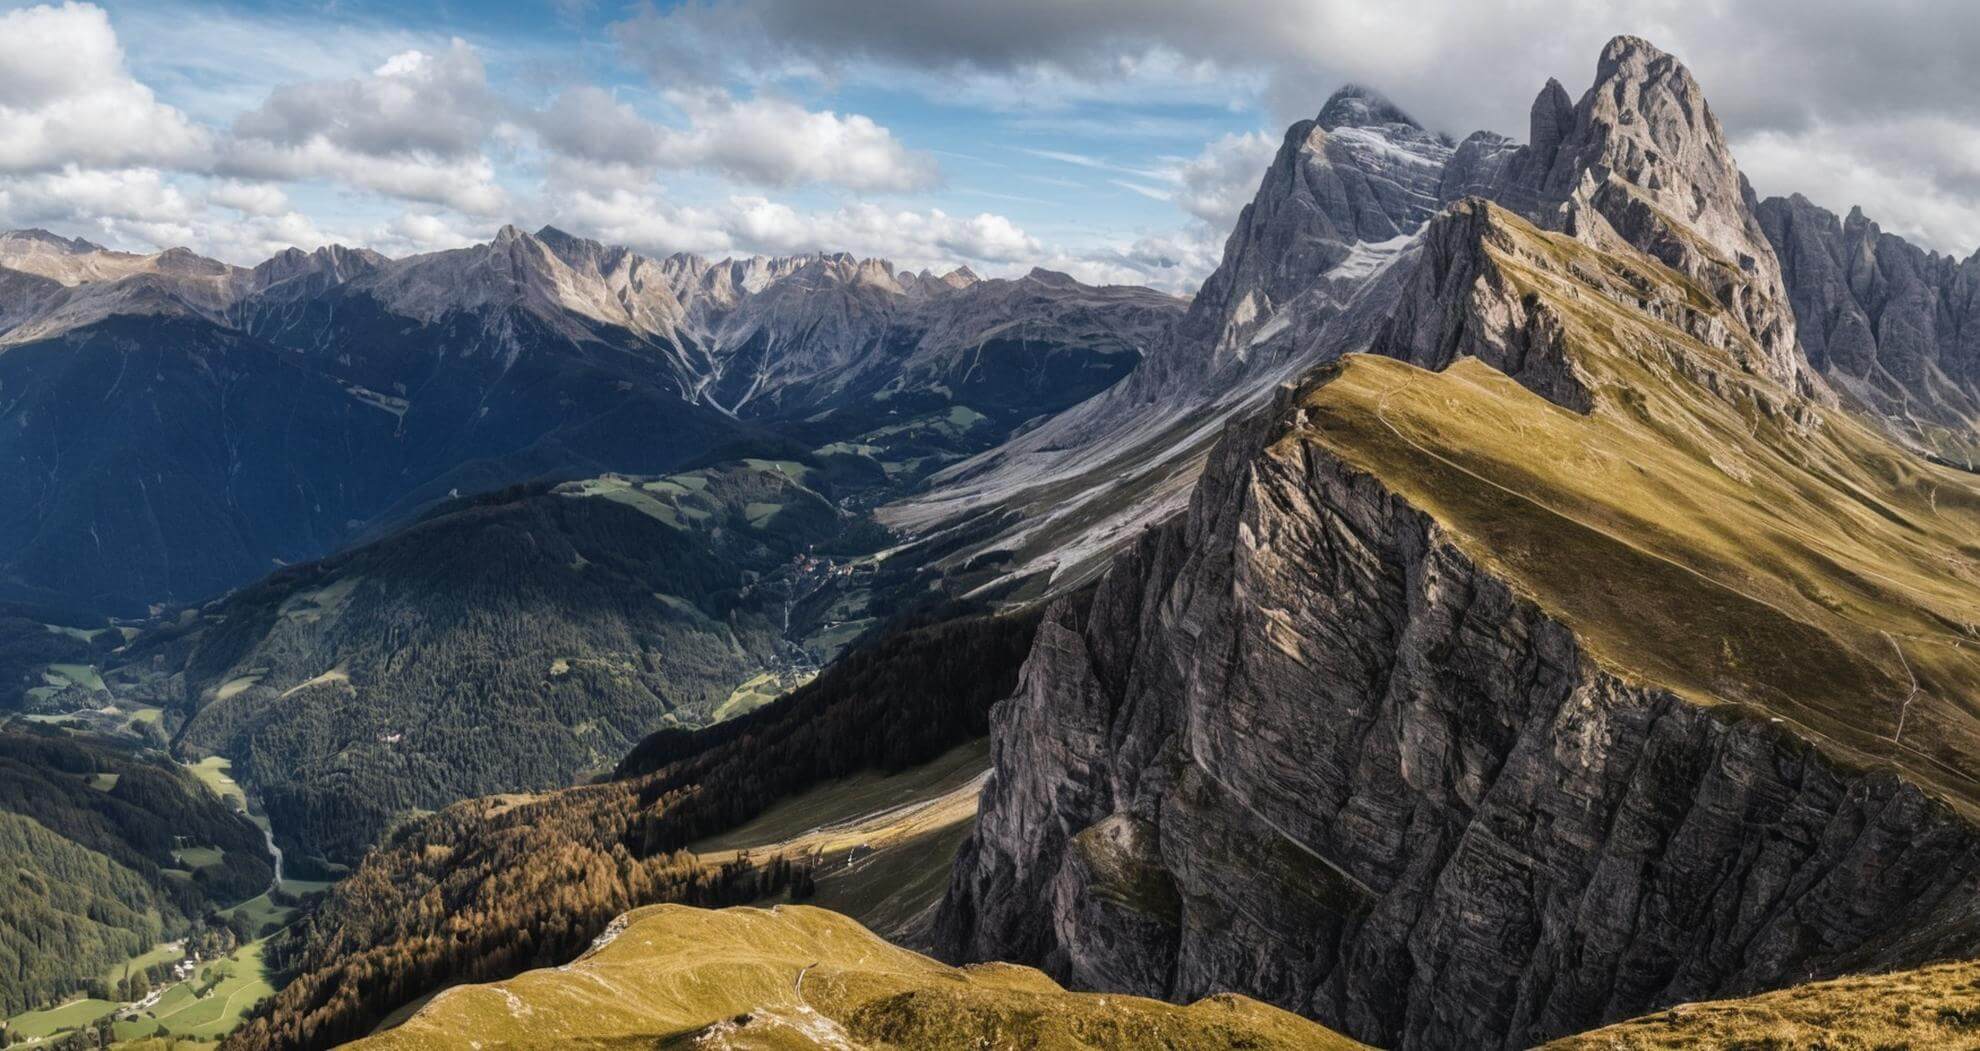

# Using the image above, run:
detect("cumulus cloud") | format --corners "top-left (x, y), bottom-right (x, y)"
top-left (656, 91), bottom-right (939, 192)
top-left (0, 1), bottom-right (211, 172)
top-left (529, 86), bottom-right (939, 194)
top-left (230, 42), bottom-right (495, 159)
top-left (0, 166), bottom-right (195, 227)
top-left (0, 166), bottom-right (341, 263)
top-left (611, 0), bottom-right (1980, 255)
top-left (1170, 131), bottom-right (1277, 229)
top-left (222, 39), bottom-right (508, 215)
top-left (530, 86), bottom-right (667, 176)
top-left (205, 179), bottom-right (289, 217)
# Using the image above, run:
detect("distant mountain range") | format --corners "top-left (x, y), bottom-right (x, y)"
top-left (0, 225), bottom-right (1176, 616)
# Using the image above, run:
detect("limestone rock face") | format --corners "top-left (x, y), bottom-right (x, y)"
top-left (1144, 84), bottom-right (1452, 394)
top-left (1757, 192), bottom-right (1980, 461)
top-left (937, 369), bottom-right (1980, 1048)
top-left (1483, 36), bottom-right (1817, 397)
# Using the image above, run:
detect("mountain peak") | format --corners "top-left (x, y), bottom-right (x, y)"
top-left (1317, 84), bottom-right (1421, 131)
top-left (0, 228), bottom-right (105, 254)
top-left (1597, 33), bottom-right (1677, 76)
top-left (1478, 36), bottom-right (1816, 396)
top-left (1529, 77), bottom-right (1575, 156)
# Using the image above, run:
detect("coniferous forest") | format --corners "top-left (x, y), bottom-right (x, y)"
top-left (0, 729), bottom-right (272, 1016)
top-left (221, 603), bottom-right (1049, 1051)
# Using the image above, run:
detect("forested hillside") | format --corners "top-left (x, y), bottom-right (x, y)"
top-left (116, 458), bottom-right (894, 872)
top-left (0, 729), bottom-right (271, 1015)
top-left (221, 603), bottom-right (1049, 1051)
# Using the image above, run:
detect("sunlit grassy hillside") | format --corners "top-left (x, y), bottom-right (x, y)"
top-left (1543, 957), bottom-right (1980, 1049)
top-left (351, 904), bottom-right (1365, 1050)
top-left (1290, 201), bottom-right (1980, 815)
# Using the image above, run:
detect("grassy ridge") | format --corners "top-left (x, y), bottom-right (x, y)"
top-left (1294, 203), bottom-right (1980, 815)
top-left (1544, 957), bottom-right (1980, 1049)
top-left (351, 904), bottom-right (1365, 1051)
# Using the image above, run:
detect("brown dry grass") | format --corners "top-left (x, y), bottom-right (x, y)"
top-left (1289, 202), bottom-right (1980, 818)
top-left (1546, 958), bottom-right (1980, 1050)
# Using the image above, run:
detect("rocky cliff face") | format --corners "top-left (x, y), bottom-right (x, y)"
top-left (1474, 36), bottom-right (1815, 398)
top-left (940, 410), bottom-right (1980, 1049)
top-left (1757, 192), bottom-right (1980, 463)
top-left (937, 223), bottom-right (1980, 1048)
top-left (938, 35), bottom-right (1980, 1051)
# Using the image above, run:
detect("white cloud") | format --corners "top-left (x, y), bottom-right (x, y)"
top-left (531, 86), bottom-right (667, 177)
top-left (232, 40), bottom-right (494, 159)
top-left (656, 91), bottom-right (939, 192)
top-left (0, 2), bottom-right (211, 173)
top-left (224, 138), bottom-right (508, 216)
top-left (1170, 131), bottom-right (1276, 228)
top-left (206, 179), bottom-right (290, 217)
top-left (221, 38), bottom-right (508, 215)
top-left (0, 166), bottom-right (343, 264)
top-left (367, 212), bottom-right (483, 256)
top-left (726, 197), bottom-right (1034, 260)
top-left (531, 87), bottom-right (940, 194)
top-left (0, 166), bottom-right (196, 227)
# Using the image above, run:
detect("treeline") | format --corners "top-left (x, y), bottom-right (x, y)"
top-left (221, 790), bottom-right (810, 1051)
top-left (613, 604), bottom-right (1045, 850)
top-left (0, 729), bottom-right (271, 1015)
top-left (220, 603), bottom-right (1056, 1051)
top-left (0, 615), bottom-right (106, 709)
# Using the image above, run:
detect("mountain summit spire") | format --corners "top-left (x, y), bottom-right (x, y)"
top-left (1316, 83), bottom-right (1422, 131)
top-left (1479, 34), bottom-right (1818, 395)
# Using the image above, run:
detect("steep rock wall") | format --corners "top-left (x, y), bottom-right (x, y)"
top-left (937, 383), bottom-right (1980, 1049)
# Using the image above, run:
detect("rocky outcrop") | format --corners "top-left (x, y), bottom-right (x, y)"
top-left (937, 364), bottom-right (1980, 1048)
top-left (1757, 192), bottom-right (1980, 460)
top-left (1134, 84), bottom-right (1453, 398)
top-left (1477, 37), bottom-right (1816, 398)
top-left (938, 35), bottom-right (1980, 1051)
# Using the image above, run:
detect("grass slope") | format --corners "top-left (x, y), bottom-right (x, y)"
top-left (1292, 203), bottom-right (1980, 816)
top-left (1544, 957), bottom-right (1980, 1050)
top-left (351, 904), bottom-right (1364, 1050)
top-left (689, 738), bottom-right (991, 941)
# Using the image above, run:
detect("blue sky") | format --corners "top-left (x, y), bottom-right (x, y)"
top-left (4, 1), bottom-right (1980, 290)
